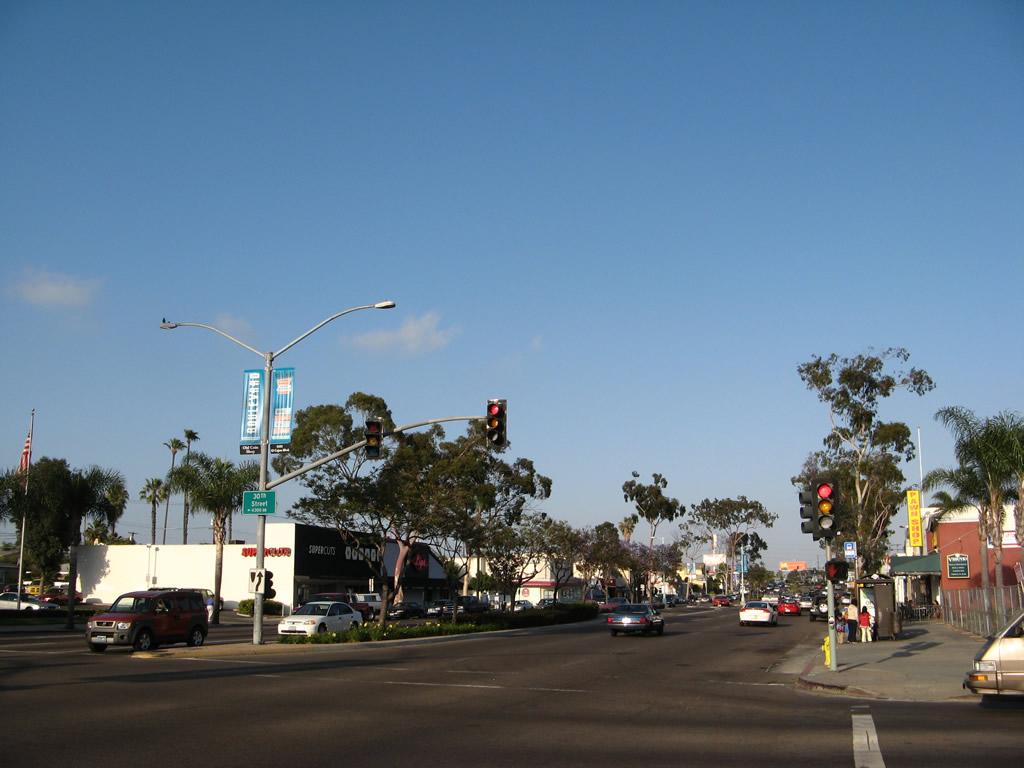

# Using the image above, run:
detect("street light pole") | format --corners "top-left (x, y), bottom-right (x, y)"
top-left (160, 300), bottom-right (395, 644)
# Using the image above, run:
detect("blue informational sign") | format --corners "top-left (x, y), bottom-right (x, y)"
top-left (240, 369), bottom-right (264, 454)
top-left (844, 541), bottom-right (857, 559)
top-left (240, 368), bottom-right (295, 455)
top-left (740, 553), bottom-right (749, 574)
top-left (270, 368), bottom-right (295, 447)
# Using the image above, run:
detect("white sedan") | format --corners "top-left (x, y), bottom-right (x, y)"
top-left (739, 601), bottom-right (777, 627)
top-left (278, 601), bottom-right (361, 636)
top-left (0, 593), bottom-right (59, 611)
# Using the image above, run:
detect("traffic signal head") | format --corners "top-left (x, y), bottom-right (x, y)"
top-left (264, 570), bottom-right (276, 601)
top-left (365, 419), bottom-right (383, 459)
top-left (825, 559), bottom-right (849, 583)
top-left (799, 489), bottom-right (821, 539)
top-left (814, 480), bottom-right (837, 540)
top-left (486, 399), bottom-right (507, 447)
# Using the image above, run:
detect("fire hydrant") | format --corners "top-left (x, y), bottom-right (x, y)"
top-left (821, 634), bottom-right (831, 668)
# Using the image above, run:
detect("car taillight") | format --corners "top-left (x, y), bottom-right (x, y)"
top-left (639, 617), bottom-right (647, 624)
top-left (607, 617), bottom-right (613, 623)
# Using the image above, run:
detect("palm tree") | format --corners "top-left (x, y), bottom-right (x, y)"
top-left (104, 480), bottom-right (129, 535)
top-left (182, 430), bottom-right (199, 544)
top-left (64, 466), bottom-right (125, 629)
top-left (139, 478), bottom-right (169, 545)
top-left (162, 438), bottom-right (185, 544)
top-left (930, 407), bottom-right (1015, 588)
top-left (986, 411), bottom-right (1024, 554)
top-left (169, 452), bottom-right (257, 623)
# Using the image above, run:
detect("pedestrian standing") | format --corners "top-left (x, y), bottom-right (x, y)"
top-left (859, 606), bottom-right (873, 643)
top-left (845, 602), bottom-right (858, 642)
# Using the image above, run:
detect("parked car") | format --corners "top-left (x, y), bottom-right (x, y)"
top-left (536, 597), bottom-right (557, 609)
top-left (739, 601), bottom-right (778, 626)
top-left (964, 609), bottom-right (1024, 699)
top-left (386, 601), bottom-right (425, 619)
top-left (278, 601), bottom-right (361, 636)
top-left (40, 586), bottom-right (83, 605)
top-left (0, 593), bottom-right (59, 611)
top-left (777, 597), bottom-right (801, 615)
top-left (513, 600), bottom-right (534, 612)
top-left (607, 603), bottom-right (665, 636)
top-left (712, 595), bottom-right (732, 607)
top-left (425, 600), bottom-right (451, 618)
top-left (308, 593), bottom-right (373, 621)
top-left (85, 589), bottom-right (208, 652)
top-left (355, 593), bottom-right (383, 617)
top-left (599, 596), bottom-right (628, 613)
top-left (456, 595), bottom-right (489, 613)
top-left (808, 594), bottom-right (830, 622)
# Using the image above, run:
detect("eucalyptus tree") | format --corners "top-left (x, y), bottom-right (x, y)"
top-left (162, 437), bottom-right (185, 544)
top-left (690, 496), bottom-right (775, 593)
top-left (536, 518), bottom-right (584, 601)
top-left (480, 512), bottom-right (547, 608)
top-left (797, 347), bottom-right (935, 563)
top-left (139, 478), bottom-right (168, 545)
top-left (169, 452), bottom-right (258, 622)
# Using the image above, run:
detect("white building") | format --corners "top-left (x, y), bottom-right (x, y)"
top-left (77, 522), bottom-right (448, 611)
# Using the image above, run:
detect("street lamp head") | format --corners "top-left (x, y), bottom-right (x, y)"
top-left (159, 320), bottom-right (178, 329)
top-left (374, 301), bottom-right (396, 309)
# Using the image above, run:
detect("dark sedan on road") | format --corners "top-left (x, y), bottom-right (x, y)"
top-left (386, 601), bottom-right (425, 619)
top-left (607, 603), bottom-right (665, 636)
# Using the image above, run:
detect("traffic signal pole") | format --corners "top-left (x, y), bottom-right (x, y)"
top-left (825, 541), bottom-right (839, 672)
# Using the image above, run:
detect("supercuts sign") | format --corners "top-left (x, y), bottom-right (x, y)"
top-left (293, 524), bottom-right (380, 581)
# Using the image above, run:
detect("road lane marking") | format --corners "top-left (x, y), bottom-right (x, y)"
top-left (851, 709), bottom-right (886, 768)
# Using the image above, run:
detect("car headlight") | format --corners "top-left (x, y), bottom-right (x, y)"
top-left (974, 660), bottom-right (997, 672)
top-left (116, 621), bottom-right (132, 631)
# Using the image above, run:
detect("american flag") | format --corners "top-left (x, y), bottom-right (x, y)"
top-left (18, 433), bottom-right (32, 476)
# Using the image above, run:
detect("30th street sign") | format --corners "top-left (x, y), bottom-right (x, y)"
top-left (242, 490), bottom-right (276, 516)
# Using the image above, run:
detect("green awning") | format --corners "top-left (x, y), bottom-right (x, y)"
top-left (889, 552), bottom-right (940, 575)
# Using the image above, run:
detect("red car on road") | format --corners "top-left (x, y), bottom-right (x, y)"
top-left (712, 595), bottom-right (731, 607)
top-left (777, 597), bottom-right (801, 615)
top-left (41, 586), bottom-right (83, 606)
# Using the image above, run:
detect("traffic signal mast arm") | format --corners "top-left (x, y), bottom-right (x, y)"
top-left (267, 415), bottom-right (488, 490)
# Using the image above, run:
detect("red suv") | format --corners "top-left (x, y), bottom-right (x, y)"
top-left (86, 590), bottom-right (208, 652)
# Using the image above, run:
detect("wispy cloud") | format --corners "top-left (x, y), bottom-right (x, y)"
top-left (212, 313), bottom-right (259, 348)
top-left (346, 312), bottom-right (459, 357)
top-left (11, 267), bottom-right (102, 308)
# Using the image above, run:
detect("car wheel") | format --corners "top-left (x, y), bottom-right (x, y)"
top-left (186, 626), bottom-right (206, 647)
top-left (656, 625), bottom-right (664, 635)
top-left (316, 623), bottom-right (327, 633)
top-left (133, 629), bottom-right (154, 652)
top-left (610, 629), bottom-right (617, 636)
top-left (88, 643), bottom-right (107, 653)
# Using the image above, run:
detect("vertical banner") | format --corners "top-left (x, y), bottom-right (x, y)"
top-left (240, 369), bottom-right (263, 455)
top-left (270, 367), bottom-right (294, 450)
top-left (907, 489), bottom-right (923, 548)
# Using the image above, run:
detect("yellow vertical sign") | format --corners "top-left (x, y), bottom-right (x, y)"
top-left (907, 489), bottom-right (922, 548)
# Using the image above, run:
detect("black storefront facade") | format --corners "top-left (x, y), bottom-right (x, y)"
top-left (291, 523), bottom-right (449, 606)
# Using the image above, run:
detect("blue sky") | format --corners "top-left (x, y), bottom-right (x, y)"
top-left (2, 1), bottom-right (1022, 569)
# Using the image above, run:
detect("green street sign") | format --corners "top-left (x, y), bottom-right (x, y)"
top-left (242, 490), bottom-right (276, 516)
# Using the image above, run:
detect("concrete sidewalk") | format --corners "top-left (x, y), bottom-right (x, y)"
top-left (795, 619), bottom-right (987, 702)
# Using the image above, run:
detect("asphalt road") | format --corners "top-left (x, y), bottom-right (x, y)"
top-left (3, 607), bottom-right (1020, 767)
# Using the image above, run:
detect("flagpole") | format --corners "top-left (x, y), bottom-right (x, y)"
top-left (16, 409), bottom-right (34, 611)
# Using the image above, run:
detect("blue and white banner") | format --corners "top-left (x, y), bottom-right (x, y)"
top-left (270, 368), bottom-right (294, 447)
top-left (240, 370), bottom-right (264, 454)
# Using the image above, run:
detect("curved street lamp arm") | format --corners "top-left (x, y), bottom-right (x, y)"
top-left (159, 321), bottom-right (265, 359)
top-left (273, 301), bottom-right (395, 359)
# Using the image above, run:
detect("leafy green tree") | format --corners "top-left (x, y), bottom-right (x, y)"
top-left (480, 513), bottom-right (546, 607)
top-left (690, 496), bottom-right (775, 593)
top-left (578, 522), bottom-right (626, 598)
top-left (797, 347), bottom-right (935, 570)
top-left (162, 437), bottom-right (185, 544)
top-left (622, 472), bottom-right (684, 595)
top-left (537, 518), bottom-right (583, 601)
top-left (168, 452), bottom-right (257, 622)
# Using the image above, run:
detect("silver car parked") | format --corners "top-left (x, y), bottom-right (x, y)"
top-left (965, 609), bottom-right (1024, 698)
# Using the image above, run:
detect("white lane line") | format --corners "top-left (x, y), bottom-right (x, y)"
top-left (851, 710), bottom-right (886, 768)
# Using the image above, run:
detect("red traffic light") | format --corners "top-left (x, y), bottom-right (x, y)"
top-left (816, 482), bottom-right (834, 499)
top-left (486, 399), bottom-right (507, 446)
